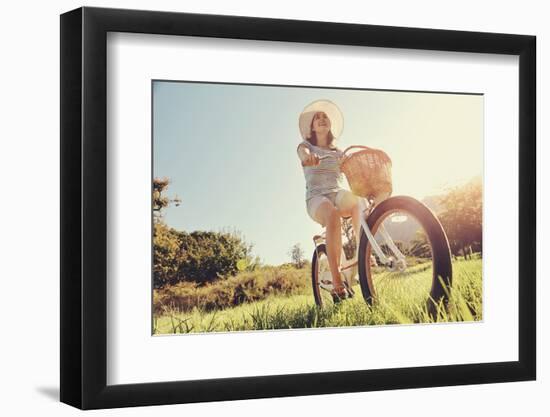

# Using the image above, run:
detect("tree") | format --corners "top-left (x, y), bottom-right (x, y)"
top-left (153, 177), bottom-right (181, 222)
top-left (289, 243), bottom-right (306, 269)
top-left (438, 177), bottom-right (482, 259)
top-left (153, 177), bottom-right (183, 287)
top-left (408, 230), bottom-right (431, 258)
top-left (151, 177), bottom-right (258, 286)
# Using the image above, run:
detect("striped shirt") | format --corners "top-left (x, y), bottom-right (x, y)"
top-left (297, 140), bottom-right (344, 201)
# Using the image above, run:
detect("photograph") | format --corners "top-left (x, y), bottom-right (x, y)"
top-left (0, 0), bottom-right (541, 413)
top-left (152, 80), bottom-right (484, 335)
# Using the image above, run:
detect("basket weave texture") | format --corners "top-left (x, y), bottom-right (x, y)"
top-left (340, 148), bottom-right (393, 198)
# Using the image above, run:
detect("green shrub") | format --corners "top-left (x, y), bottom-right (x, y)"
top-left (153, 266), bottom-right (309, 313)
top-left (153, 224), bottom-right (257, 287)
top-left (174, 230), bottom-right (253, 284)
top-left (153, 223), bottom-right (182, 288)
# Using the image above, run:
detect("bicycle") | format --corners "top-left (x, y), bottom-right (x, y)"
top-left (310, 146), bottom-right (453, 317)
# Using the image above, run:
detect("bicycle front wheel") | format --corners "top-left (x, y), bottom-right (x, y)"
top-left (358, 196), bottom-right (453, 317)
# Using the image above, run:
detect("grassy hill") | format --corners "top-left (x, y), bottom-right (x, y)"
top-left (153, 258), bottom-right (482, 334)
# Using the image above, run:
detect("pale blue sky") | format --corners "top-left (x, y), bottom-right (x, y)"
top-left (153, 81), bottom-right (483, 265)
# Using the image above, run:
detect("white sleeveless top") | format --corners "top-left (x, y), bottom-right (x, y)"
top-left (298, 140), bottom-right (344, 201)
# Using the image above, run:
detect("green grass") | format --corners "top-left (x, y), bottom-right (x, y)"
top-left (153, 258), bottom-right (482, 334)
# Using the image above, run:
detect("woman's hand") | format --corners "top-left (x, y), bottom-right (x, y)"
top-left (298, 145), bottom-right (320, 166)
top-left (302, 153), bottom-right (320, 166)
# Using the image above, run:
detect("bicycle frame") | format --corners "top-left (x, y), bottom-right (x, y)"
top-left (313, 195), bottom-right (407, 277)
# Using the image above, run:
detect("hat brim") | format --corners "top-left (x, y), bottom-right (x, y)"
top-left (298, 99), bottom-right (344, 140)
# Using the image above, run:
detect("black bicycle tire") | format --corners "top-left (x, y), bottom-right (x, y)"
top-left (357, 196), bottom-right (453, 316)
top-left (311, 244), bottom-right (327, 307)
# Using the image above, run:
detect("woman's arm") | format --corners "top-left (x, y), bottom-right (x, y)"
top-left (297, 143), bottom-right (320, 166)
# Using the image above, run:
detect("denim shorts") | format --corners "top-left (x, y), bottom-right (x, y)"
top-left (306, 189), bottom-right (356, 226)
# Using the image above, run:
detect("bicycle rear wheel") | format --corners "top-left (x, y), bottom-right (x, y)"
top-left (311, 244), bottom-right (338, 308)
top-left (358, 196), bottom-right (453, 318)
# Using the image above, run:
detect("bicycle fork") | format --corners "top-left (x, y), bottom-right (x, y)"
top-left (357, 198), bottom-right (407, 271)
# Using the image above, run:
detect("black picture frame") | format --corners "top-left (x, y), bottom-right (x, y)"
top-left (60, 6), bottom-right (536, 410)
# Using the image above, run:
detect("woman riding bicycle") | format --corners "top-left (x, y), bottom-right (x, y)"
top-left (296, 99), bottom-right (363, 301)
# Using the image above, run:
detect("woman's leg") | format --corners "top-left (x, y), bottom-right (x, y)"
top-left (314, 202), bottom-right (344, 291)
top-left (336, 191), bottom-right (361, 254)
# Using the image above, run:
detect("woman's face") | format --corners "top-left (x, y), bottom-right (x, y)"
top-left (311, 111), bottom-right (331, 135)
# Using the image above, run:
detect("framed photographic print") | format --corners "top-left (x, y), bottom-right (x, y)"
top-left (60, 6), bottom-right (536, 410)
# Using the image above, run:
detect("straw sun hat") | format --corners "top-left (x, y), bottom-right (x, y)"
top-left (298, 99), bottom-right (344, 141)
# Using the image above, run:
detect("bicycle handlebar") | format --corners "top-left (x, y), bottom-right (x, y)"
top-left (317, 154), bottom-right (337, 161)
top-left (309, 145), bottom-right (386, 167)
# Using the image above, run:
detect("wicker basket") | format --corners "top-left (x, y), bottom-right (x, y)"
top-left (340, 146), bottom-right (393, 198)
